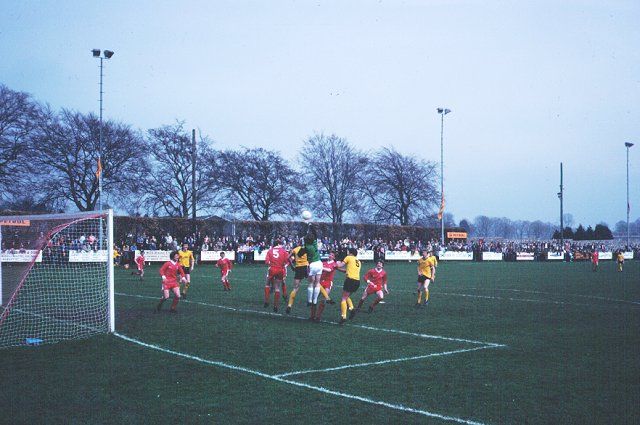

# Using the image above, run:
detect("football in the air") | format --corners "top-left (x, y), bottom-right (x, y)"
top-left (301, 210), bottom-right (313, 221)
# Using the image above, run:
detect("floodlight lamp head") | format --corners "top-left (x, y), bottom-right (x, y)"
top-left (104, 50), bottom-right (114, 59)
top-left (625, 142), bottom-right (634, 148)
top-left (437, 108), bottom-right (451, 115)
top-left (92, 49), bottom-right (101, 57)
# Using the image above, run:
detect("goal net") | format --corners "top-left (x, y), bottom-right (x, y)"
top-left (0, 210), bottom-right (114, 348)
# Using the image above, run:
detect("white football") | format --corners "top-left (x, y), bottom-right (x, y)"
top-left (301, 210), bottom-right (313, 221)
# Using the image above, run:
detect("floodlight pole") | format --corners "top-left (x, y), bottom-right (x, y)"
top-left (559, 163), bottom-right (564, 249)
top-left (92, 49), bottom-right (114, 251)
top-left (437, 107), bottom-right (451, 248)
top-left (98, 56), bottom-right (104, 214)
top-left (626, 142), bottom-right (634, 249)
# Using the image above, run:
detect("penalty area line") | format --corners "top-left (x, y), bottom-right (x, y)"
top-left (115, 292), bottom-right (505, 347)
top-left (273, 345), bottom-right (498, 378)
top-left (113, 332), bottom-right (487, 425)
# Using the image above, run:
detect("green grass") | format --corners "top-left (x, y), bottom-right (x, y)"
top-left (2, 260), bottom-right (639, 424)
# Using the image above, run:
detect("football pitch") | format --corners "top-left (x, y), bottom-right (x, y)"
top-left (2, 260), bottom-right (639, 424)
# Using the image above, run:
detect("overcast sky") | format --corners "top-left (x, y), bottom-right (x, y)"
top-left (1, 0), bottom-right (638, 227)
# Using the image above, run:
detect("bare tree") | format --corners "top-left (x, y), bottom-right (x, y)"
top-left (360, 147), bottom-right (439, 225)
top-left (144, 122), bottom-right (220, 217)
top-left (473, 215), bottom-right (492, 237)
top-left (298, 133), bottom-right (365, 223)
top-left (0, 84), bottom-right (41, 201)
top-left (493, 217), bottom-right (515, 238)
top-left (28, 109), bottom-right (148, 211)
top-left (514, 220), bottom-right (530, 239)
top-left (216, 147), bottom-right (303, 221)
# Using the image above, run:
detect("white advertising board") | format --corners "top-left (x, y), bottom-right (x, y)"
top-left (547, 252), bottom-right (564, 261)
top-left (253, 251), bottom-right (267, 261)
top-left (597, 252), bottom-right (612, 260)
top-left (68, 250), bottom-right (108, 262)
top-left (1, 249), bottom-right (42, 263)
top-left (482, 252), bottom-right (503, 261)
top-left (136, 250), bottom-right (171, 262)
top-left (384, 251), bottom-right (422, 261)
top-left (623, 251), bottom-right (634, 260)
top-left (201, 250), bottom-right (236, 261)
top-left (516, 252), bottom-right (535, 261)
top-left (357, 250), bottom-right (374, 261)
top-left (439, 251), bottom-right (473, 261)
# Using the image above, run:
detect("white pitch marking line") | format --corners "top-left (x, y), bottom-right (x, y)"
top-left (273, 345), bottom-right (497, 378)
top-left (115, 292), bottom-right (505, 347)
top-left (230, 276), bottom-right (640, 307)
top-left (470, 287), bottom-right (640, 306)
top-left (114, 332), bottom-right (487, 425)
top-left (393, 289), bottom-right (596, 307)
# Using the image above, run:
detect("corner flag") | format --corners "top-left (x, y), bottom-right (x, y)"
top-left (95, 158), bottom-right (103, 178)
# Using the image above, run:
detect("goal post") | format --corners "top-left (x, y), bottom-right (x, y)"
top-left (0, 210), bottom-right (114, 348)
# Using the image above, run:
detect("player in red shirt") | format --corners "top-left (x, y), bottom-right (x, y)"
top-left (264, 239), bottom-right (289, 312)
top-left (314, 252), bottom-right (341, 321)
top-left (355, 260), bottom-right (388, 313)
top-left (131, 250), bottom-right (145, 281)
top-left (591, 250), bottom-right (599, 272)
top-left (156, 250), bottom-right (187, 313)
top-left (216, 251), bottom-right (233, 291)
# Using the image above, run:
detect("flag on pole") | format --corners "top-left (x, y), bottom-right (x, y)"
top-left (95, 158), bottom-right (103, 178)
top-left (438, 193), bottom-right (445, 220)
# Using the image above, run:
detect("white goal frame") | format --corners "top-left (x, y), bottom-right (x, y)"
top-left (0, 210), bottom-right (115, 339)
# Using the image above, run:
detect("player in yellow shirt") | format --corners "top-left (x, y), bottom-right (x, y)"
top-left (178, 243), bottom-right (195, 298)
top-left (285, 241), bottom-right (309, 314)
top-left (416, 248), bottom-right (436, 307)
top-left (336, 248), bottom-right (362, 324)
top-left (616, 251), bottom-right (625, 272)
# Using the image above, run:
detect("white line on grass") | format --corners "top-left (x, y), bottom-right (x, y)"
top-left (468, 287), bottom-right (640, 306)
top-left (229, 276), bottom-right (640, 308)
top-left (114, 332), bottom-right (487, 425)
top-left (115, 291), bottom-right (505, 347)
top-left (393, 288), bottom-right (596, 307)
top-left (273, 345), bottom-right (496, 378)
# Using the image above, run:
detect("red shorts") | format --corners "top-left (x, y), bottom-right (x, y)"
top-left (268, 267), bottom-right (286, 281)
top-left (365, 283), bottom-right (382, 295)
top-left (137, 264), bottom-right (144, 271)
top-left (163, 280), bottom-right (179, 291)
top-left (220, 269), bottom-right (230, 278)
top-left (320, 280), bottom-right (332, 290)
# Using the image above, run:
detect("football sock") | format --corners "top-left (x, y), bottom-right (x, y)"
top-left (310, 304), bottom-right (316, 319)
top-left (356, 299), bottom-right (364, 310)
top-left (171, 297), bottom-right (179, 310)
top-left (320, 286), bottom-right (330, 300)
top-left (184, 281), bottom-right (190, 293)
top-left (264, 286), bottom-right (271, 303)
top-left (340, 300), bottom-right (347, 319)
top-left (425, 289), bottom-right (430, 302)
top-left (346, 298), bottom-right (354, 310)
top-left (157, 298), bottom-right (166, 311)
top-left (312, 286), bottom-right (321, 304)
top-left (307, 286), bottom-right (314, 304)
top-left (282, 283), bottom-right (288, 297)
top-left (288, 289), bottom-right (297, 307)
top-left (372, 297), bottom-right (381, 307)
top-left (226, 280), bottom-right (231, 290)
top-left (274, 291), bottom-right (281, 309)
top-left (417, 291), bottom-right (422, 303)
